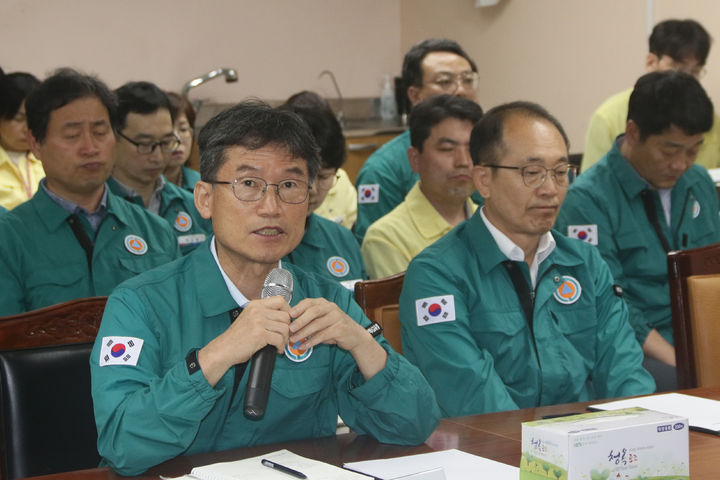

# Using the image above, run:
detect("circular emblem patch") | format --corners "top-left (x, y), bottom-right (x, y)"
top-left (124, 235), bottom-right (148, 255)
top-left (326, 256), bottom-right (350, 277)
top-left (553, 276), bottom-right (582, 305)
top-left (174, 211), bottom-right (193, 232)
top-left (692, 200), bottom-right (701, 219)
top-left (284, 339), bottom-right (313, 362)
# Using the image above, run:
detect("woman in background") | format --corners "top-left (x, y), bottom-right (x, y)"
top-left (280, 91), bottom-right (366, 287)
top-left (164, 92), bottom-right (201, 192)
top-left (0, 72), bottom-right (43, 210)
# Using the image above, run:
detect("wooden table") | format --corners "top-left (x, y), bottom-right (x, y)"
top-left (24, 386), bottom-right (720, 479)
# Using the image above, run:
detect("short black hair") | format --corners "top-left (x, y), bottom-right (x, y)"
top-left (115, 81), bottom-right (172, 131)
top-left (166, 91), bottom-right (196, 128)
top-left (198, 99), bottom-right (321, 183)
top-left (280, 91), bottom-right (346, 170)
top-left (649, 19), bottom-right (711, 65)
top-left (409, 94), bottom-right (483, 152)
top-left (402, 38), bottom-right (477, 89)
top-left (25, 68), bottom-right (117, 144)
top-left (470, 101), bottom-right (569, 166)
top-left (628, 70), bottom-right (713, 140)
top-left (0, 72), bottom-right (40, 120)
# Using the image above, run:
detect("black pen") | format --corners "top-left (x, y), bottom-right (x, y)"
top-left (542, 412), bottom-right (583, 419)
top-left (261, 458), bottom-right (307, 479)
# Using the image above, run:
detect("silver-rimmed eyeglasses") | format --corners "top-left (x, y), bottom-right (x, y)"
top-left (117, 131), bottom-right (181, 154)
top-left (206, 176), bottom-right (311, 204)
top-left (484, 163), bottom-right (578, 189)
top-left (427, 71), bottom-right (479, 93)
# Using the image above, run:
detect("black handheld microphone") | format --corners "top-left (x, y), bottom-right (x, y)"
top-left (243, 267), bottom-right (293, 420)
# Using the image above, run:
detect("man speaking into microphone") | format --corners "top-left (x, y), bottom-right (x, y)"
top-left (90, 101), bottom-right (441, 476)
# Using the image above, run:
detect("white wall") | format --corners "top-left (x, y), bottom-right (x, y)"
top-left (1, 0), bottom-right (402, 101)
top-left (399, 0), bottom-right (720, 152)
top-left (4, 0), bottom-right (720, 151)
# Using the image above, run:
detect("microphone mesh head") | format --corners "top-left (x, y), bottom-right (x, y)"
top-left (261, 268), bottom-right (293, 302)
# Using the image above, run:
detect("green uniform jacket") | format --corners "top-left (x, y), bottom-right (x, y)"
top-left (181, 166), bottom-right (201, 193)
top-left (284, 213), bottom-right (366, 287)
top-left (556, 140), bottom-right (720, 346)
top-left (399, 211), bottom-right (655, 417)
top-left (91, 241), bottom-right (440, 475)
top-left (354, 130), bottom-right (417, 243)
top-left (108, 176), bottom-right (212, 255)
top-left (0, 187), bottom-right (181, 315)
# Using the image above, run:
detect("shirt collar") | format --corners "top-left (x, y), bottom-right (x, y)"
top-left (41, 179), bottom-right (108, 216)
top-left (110, 175), bottom-right (165, 213)
top-left (408, 182), bottom-right (477, 239)
top-left (209, 235), bottom-right (283, 308)
top-left (479, 206), bottom-right (556, 287)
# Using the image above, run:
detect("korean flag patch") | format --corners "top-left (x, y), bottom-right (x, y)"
top-left (415, 295), bottom-right (456, 326)
top-left (99, 336), bottom-right (144, 367)
top-left (357, 184), bottom-right (380, 204)
top-left (568, 224), bottom-right (598, 245)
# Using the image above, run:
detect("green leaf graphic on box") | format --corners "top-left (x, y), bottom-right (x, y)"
top-left (590, 469), bottom-right (609, 480)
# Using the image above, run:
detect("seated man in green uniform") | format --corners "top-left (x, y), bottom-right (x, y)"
top-left (399, 101), bottom-right (655, 417)
top-left (362, 95), bottom-right (482, 279)
top-left (582, 19), bottom-right (720, 171)
top-left (109, 81), bottom-right (211, 254)
top-left (280, 91), bottom-right (366, 288)
top-left (557, 71), bottom-right (720, 390)
top-left (354, 38), bottom-right (480, 243)
top-left (91, 100), bottom-right (441, 475)
top-left (0, 69), bottom-right (180, 316)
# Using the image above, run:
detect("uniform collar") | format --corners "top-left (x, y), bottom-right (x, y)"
top-left (297, 214), bottom-right (325, 249)
top-left (107, 175), bottom-right (166, 211)
top-left (190, 239), bottom-right (243, 317)
top-left (31, 183), bottom-right (131, 232)
top-left (466, 209), bottom-right (582, 275)
top-left (407, 181), bottom-right (476, 240)
top-left (607, 134), bottom-right (701, 199)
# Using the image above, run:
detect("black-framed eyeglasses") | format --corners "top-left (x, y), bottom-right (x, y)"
top-left (484, 163), bottom-right (578, 189)
top-left (116, 130), bottom-right (181, 154)
top-left (206, 176), bottom-right (311, 204)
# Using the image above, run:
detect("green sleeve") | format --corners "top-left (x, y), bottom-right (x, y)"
top-left (399, 259), bottom-right (519, 416)
top-left (587, 246), bottom-right (656, 397)
top-left (90, 289), bottom-right (221, 476)
top-left (354, 166), bottom-right (408, 244)
top-left (0, 231), bottom-right (24, 315)
top-left (556, 189), bottom-right (652, 346)
top-left (329, 286), bottom-right (441, 444)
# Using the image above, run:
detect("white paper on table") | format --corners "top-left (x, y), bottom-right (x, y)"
top-left (343, 448), bottom-right (519, 480)
top-left (590, 392), bottom-right (720, 433)
top-left (162, 449), bottom-right (371, 480)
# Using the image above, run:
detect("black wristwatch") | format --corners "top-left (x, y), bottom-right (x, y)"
top-left (185, 349), bottom-right (201, 375)
top-left (366, 322), bottom-right (383, 338)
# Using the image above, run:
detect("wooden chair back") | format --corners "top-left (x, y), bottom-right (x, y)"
top-left (354, 272), bottom-right (405, 353)
top-left (0, 297), bottom-right (107, 349)
top-left (0, 297), bottom-right (107, 479)
top-left (668, 243), bottom-right (720, 388)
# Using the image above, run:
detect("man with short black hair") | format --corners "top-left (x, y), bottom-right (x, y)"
top-left (557, 71), bottom-right (720, 388)
top-left (91, 100), bottom-right (440, 475)
top-left (362, 95), bottom-right (482, 278)
top-left (0, 69), bottom-right (180, 315)
top-left (582, 19), bottom-right (720, 170)
top-left (354, 38), bottom-right (479, 243)
top-left (110, 81), bottom-right (210, 254)
top-left (400, 101), bottom-right (654, 417)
